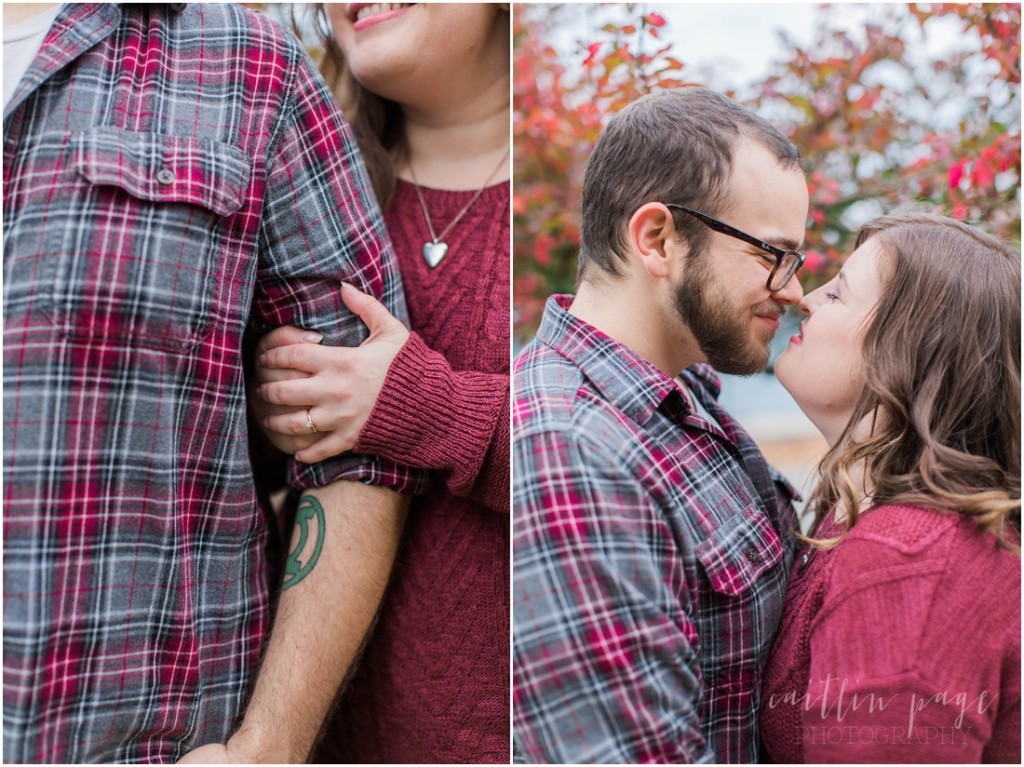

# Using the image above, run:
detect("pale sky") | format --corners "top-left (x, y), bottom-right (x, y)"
top-left (658, 3), bottom-right (819, 90)
top-left (547, 3), bottom-right (970, 95)
top-left (661, 2), bottom-right (970, 90)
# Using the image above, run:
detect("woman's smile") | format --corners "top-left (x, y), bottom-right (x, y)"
top-left (347, 3), bottom-right (415, 32)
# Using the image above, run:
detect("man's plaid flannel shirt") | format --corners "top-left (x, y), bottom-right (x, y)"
top-left (3, 4), bottom-right (423, 761)
top-left (513, 295), bottom-right (798, 763)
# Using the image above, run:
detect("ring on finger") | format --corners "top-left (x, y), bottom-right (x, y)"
top-left (305, 409), bottom-right (318, 434)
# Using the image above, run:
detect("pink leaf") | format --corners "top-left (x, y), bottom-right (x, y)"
top-left (947, 162), bottom-right (964, 190)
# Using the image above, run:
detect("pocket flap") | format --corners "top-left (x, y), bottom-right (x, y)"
top-left (696, 510), bottom-right (784, 596)
top-left (73, 127), bottom-right (249, 216)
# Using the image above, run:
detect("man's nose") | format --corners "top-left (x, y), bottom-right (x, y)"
top-left (773, 272), bottom-right (805, 306)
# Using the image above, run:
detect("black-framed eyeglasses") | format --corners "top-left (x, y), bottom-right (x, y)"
top-left (665, 204), bottom-right (806, 292)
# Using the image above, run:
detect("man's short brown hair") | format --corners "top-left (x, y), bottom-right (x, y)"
top-left (578, 88), bottom-right (802, 282)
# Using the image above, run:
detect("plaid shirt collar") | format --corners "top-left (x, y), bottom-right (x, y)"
top-left (536, 294), bottom-right (688, 427)
top-left (537, 294), bottom-right (730, 429)
top-left (535, 294), bottom-right (800, 507)
top-left (5, 4), bottom-right (187, 120)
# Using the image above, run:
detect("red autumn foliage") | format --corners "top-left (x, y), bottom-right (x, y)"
top-left (513, 3), bottom-right (1021, 341)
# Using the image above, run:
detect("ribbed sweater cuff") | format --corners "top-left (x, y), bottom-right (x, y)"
top-left (354, 333), bottom-right (504, 479)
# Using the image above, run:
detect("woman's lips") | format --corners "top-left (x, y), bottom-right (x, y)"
top-left (789, 322), bottom-right (805, 345)
top-left (349, 3), bottom-right (414, 32)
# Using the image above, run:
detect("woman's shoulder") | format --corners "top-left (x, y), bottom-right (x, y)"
top-left (811, 503), bottom-right (1019, 661)
top-left (823, 502), bottom-right (1020, 604)
top-left (843, 502), bottom-right (1016, 561)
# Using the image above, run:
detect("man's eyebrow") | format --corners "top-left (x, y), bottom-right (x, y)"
top-left (764, 235), bottom-right (801, 251)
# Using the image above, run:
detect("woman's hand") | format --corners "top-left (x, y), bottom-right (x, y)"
top-left (254, 283), bottom-right (410, 463)
top-left (249, 331), bottom-right (322, 456)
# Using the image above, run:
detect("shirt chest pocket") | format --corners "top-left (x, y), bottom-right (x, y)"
top-left (60, 127), bottom-right (250, 350)
top-left (692, 509), bottom-right (788, 671)
top-left (696, 510), bottom-right (784, 597)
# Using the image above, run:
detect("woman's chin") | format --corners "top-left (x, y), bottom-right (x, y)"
top-left (774, 356), bottom-right (821, 430)
top-left (773, 351), bottom-right (796, 393)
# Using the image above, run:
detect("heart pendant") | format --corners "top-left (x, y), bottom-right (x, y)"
top-left (422, 241), bottom-right (448, 268)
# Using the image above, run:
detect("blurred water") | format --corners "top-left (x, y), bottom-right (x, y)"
top-left (718, 371), bottom-right (814, 440)
top-left (719, 366), bottom-right (825, 512)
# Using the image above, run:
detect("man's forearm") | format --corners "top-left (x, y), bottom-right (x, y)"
top-left (233, 481), bottom-right (409, 761)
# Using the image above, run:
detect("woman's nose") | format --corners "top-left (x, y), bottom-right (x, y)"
top-left (798, 287), bottom-right (823, 316)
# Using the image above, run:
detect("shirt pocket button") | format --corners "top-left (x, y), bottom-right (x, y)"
top-left (156, 168), bottom-right (176, 185)
top-left (744, 546), bottom-right (761, 564)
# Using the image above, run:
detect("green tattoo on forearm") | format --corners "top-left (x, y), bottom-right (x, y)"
top-left (281, 495), bottom-right (326, 590)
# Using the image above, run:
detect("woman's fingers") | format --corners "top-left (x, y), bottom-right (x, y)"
top-left (341, 282), bottom-right (408, 344)
top-left (255, 325), bottom-right (322, 357)
top-left (263, 407), bottom-right (337, 437)
top-left (253, 363), bottom-right (308, 385)
top-left (259, 342), bottom-right (346, 374)
top-left (295, 431), bottom-right (356, 464)
top-left (260, 407), bottom-right (355, 463)
top-left (257, 376), bottom-right (344, 407)
top-left (260, 427), bottom-right (323, 456)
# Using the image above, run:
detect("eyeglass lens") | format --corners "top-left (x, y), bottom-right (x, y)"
top-left (770, 253), bottom-right (801, 290)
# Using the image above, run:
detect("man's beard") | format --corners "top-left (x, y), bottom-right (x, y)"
top-left (673, 256), bottom-right (779, 376)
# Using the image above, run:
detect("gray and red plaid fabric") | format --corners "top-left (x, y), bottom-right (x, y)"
top-left (3, 4), bottom-right (423, 762)
top-left (512, 295), bottom-right (798, 763)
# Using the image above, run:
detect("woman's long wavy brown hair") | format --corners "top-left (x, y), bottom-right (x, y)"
top-left (804, 212), bottom-right (1021, 550)
top-left (306, 4), bottom-right (509, 210)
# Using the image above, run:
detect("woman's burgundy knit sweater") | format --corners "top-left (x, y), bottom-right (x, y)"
top-left (760, 504), bottom-right (1020, 763)
top-left (314, 179), bottom-right (510, 763)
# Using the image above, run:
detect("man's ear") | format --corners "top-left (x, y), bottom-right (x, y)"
top-left (627, 203), bottom-right (683, 280)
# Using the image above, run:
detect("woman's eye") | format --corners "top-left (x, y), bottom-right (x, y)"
top-left (825, 291), bottom-right (840, 302)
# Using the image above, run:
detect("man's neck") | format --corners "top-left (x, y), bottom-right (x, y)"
top-left (3, 4), bottom-right (59, 26)
top-left (569, 278), bottom-right (703, 378)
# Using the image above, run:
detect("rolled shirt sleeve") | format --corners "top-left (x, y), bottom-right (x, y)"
top-left (252, 44), bottom-right (425, 495)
